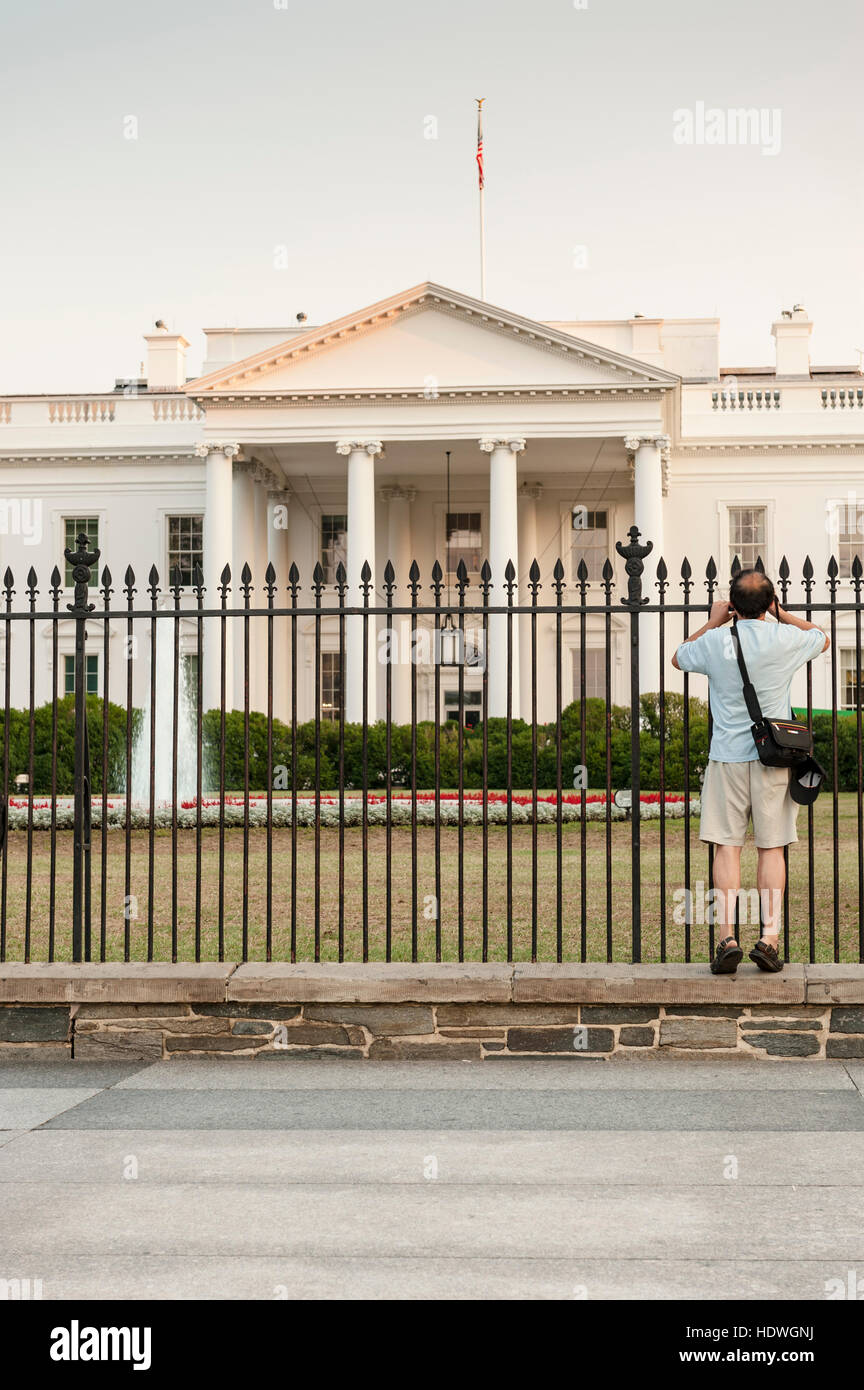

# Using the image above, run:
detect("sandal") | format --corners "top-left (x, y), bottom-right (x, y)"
top-left (710, 935), bottom-right (743, 975)
top-left (749, 938), bottom-right (783, 973)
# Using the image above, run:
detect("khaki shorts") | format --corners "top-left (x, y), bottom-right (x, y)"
top-left (699, 759), bottom-right (799, 849)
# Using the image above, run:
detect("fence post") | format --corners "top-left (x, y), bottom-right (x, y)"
top-left (616, 526), bottom-right (653, 963)
top-left (64, 531), bottom-right (99, 962)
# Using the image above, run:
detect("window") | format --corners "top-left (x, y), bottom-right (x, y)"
top-left (445, 513), bottom-right (482, 578)
top-left (64, 517), bottom-right (99, 588)
top-left (728, 506), bottom-right (766, 573)
top-left (64, 654), bottom-right (99, 695)
top-left (841, 649), bottom-right (862, 710)
top-left (167, 515), bottom-right (203, 587)
top-left (320, 652), bottom-right (342, 721)
top-left (321, 515), bottom-right (347, 584)
top-left (571, 510), bottom-right (608, 583)
top-left (836, 503), bottom-right (864, 579)
top-left (444, 689), bottom-right (482, 728)
top-left (182, 653), bottom-right (200, 699)
top-left (572, 648), bottom-right (606, 700)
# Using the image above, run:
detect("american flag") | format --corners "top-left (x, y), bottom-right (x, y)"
top-left (476, 101), bottom-right (484, 189)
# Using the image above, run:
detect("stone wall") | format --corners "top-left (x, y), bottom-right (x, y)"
top-left (1, 963), bottom-right (863, 1061)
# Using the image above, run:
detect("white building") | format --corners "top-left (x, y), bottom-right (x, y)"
top-left (0, 284), bottom-right (860, 725)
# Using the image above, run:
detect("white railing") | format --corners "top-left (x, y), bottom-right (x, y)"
top-left (821, 388), bottom-right (864, 409)
top-left (151, 398), bottom-right (204, 422)
top-left (712, 389), bottom-right (781, 410)
top-left (48, 399), bottom-right (116, 423)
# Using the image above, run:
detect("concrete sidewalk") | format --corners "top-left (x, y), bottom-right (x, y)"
top-left (1, 1056), bottom-right (863, 1300)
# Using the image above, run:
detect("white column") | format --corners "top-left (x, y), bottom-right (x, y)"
top-left (381, 485), bottom-right (415, 725)
top-left (196, 441), bottom-right (238, 714)
top-left (338, 438), bottom-right (383, 723)
top-left (480, 435), bottom-right (526, 718)
top-left (232, 461), bottom-right (256, 711)
top-left (252, 469), bottom-right (270, 713)
top-left (626, 433), bottom-right (668, 695)
top-left (518, 484), bottom-right (541, 721)
top-left (268, 489), bottom-right (292, 724)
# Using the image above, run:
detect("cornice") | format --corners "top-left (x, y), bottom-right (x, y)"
top-left (673, 443), bottom-right (864, 457)
top-left (0, 452), bottom-right (200, 467)
top-left (189, 386), bottom-right (667, 410)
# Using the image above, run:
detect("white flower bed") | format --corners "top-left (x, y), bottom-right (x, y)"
top-left (6, 794), bottom-right (700, 831)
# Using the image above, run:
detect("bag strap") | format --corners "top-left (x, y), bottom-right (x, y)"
top-left (729, 621), bottom-right (765, 725)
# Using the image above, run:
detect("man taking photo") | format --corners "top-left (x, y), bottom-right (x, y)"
top-left (672, 569), bottom-right (829, 974)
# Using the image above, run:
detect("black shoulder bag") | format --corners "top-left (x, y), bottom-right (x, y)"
top-left (729, 620), bottom-right (813, 767)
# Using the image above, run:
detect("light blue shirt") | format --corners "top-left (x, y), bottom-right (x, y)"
top-left (675, 620), bottom-right (826, 762)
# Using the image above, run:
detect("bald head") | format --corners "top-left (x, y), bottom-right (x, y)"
top-left (729, 568), bottom-right (776, 619)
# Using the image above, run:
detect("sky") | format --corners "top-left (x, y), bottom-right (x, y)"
top-left (1, 0), bottom-right (862, 391)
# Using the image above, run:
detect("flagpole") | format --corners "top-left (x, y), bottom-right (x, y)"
top-left (476, 98), bottom-right (486, 300)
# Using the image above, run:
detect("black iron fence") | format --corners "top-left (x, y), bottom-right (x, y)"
top-left (0, 528), bottom-right (861, 965)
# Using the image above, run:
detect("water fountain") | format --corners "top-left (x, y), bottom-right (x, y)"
top-left (130, 608), bottom-right (200, 806)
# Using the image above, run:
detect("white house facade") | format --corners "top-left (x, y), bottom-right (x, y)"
top-left (0, 284), bottom-right (861, 725)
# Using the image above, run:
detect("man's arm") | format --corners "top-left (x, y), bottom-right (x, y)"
top-left (671, 600), bottom-right (732, 670)
top-left (774, 604), bottom-right (830, 652)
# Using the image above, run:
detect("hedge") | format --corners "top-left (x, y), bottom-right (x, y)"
top-left (0, 694), bottom-right (857, 796)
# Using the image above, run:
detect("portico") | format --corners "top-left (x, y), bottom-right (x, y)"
top-left (187, 281), bottom-right (678, 723)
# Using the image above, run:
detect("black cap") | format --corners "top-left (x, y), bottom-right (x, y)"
top-left (789, 756), bottom-right (826, 806)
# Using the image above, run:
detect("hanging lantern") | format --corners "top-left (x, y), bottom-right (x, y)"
top-left (438, 612), bottom-right (464, 667)
top-left (438, 448), bottom-right (465, 667)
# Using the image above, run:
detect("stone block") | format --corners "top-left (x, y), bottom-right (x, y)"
top-left (829, 1007), bottom-right (864, 1034)
top-left (257, 1047), bottom-right (364, 1061)
top-left (663, 1005), bottom-right (742, 1018)
top-left (740, 1019), bottom-right (822, 1032)
top-left (513, 962), bottom-right (805, 1004)
top-left (275, 1022), bottom-right (357, 1047)
top-left (74, 1004), bottom-right (192, 1019)
top-left (165, 1035), bottom-right (254, 1053)
top-left (436, 1003), bottom-right (580, 1026)
top-left (81, 1015), bottom-right (225, 1034)
top-left (618, 1026), bottom-right (656, 1047)
top-left (805, 965), bottom-right (864, 1004)
top-left (0, 963), bottom-right (237, 1004)
top-left (74, 1029), bottom-right (163, 1061)
top-left (231, 1019), bottom-right (275, 1036)
top-left (195, 1003), bottom-right (301, 1021)
top-left (507, 1026), bottom-right (614, 1054)
top-left (227, 962), bottom-right (513, 1003)
top-left (744, 1032), bottom-right (821, 1057)
top-left (367, 1038), bottom-right (482, 1060)
top-left (581, 1005), bottom-right (658, 1024)
top-left (439, 1028), bottom-right (507, 1040)
top-left (304, 1004), bottom-right (434, 1035)
top-left (0, 1043), bottom-right (72, 1062)
top-left (659, 1017), bottom-right (737, 1048)
top-left (826, 1036), bottom-right (864, 1058)
top-left (745, 1005), bottom-right (824, 1018)
top-left (0, 1006), bottom-right (70, 1042)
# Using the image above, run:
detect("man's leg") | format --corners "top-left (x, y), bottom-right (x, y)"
top-left (756, 846), bottom-right (785, 944)
top-left (713, 844), bottom-right (743, 944)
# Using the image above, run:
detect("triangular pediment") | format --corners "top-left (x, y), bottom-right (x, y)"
top-left (187, 283), bottom-right (678, 398)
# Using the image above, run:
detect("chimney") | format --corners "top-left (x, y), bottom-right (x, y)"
top-left (628, 316), bottom-right (664, 367)
top-left (144, 322), bottom-right (189, 390)
top-left (771, 306), bottom-right (812, 377)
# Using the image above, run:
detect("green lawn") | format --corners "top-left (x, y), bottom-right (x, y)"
top-left (2, 792), bottom-right (861, 964)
